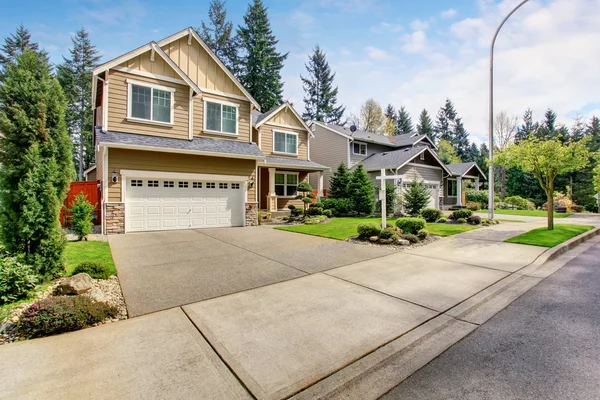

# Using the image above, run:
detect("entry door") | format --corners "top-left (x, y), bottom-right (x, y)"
top-left (125, 177), bottom-right (244, 232)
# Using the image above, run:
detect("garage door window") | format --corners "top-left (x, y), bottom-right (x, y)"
top-left (232, 183), bottom-right (240, 189)
top-left (163, 181), bottom-right (174, 188)
top-left (178, 181), bottom-right (189, 188)
top-left (131, 179), bottom-right (142, 187)
top-left (147, 180), bottom-right (159, 187)
top-left (219, 183), bottom-right (228, 189)
top-left (275, 172), bottom-right (298, 196)
top-left (193, 182), bottom-right (202, 188)
top-left (206, 182), bottom-right (216, 189)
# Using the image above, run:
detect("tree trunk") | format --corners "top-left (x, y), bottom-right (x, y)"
top-left (546, 190), bottom-right (554, 230)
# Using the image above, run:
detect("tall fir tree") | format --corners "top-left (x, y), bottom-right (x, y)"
top-left (328, 163), bottom-right (351, 198)
top-left (433, 98), bottom-right (457, 143)
top-left (57, 27), bottom-right (101, 181)
top-left (0, 50), bottom-right (74, 278)
top-left (199, 0), bottom-right (239, 75)
top-left (452, 117), bottom-right (470, 160)
top-left (515, 108), bottom-right (537, 143)
top-left (300, 45), bottom-right (345, 123)
top-left (464, 142), bottom-right (480, 163)
top-left (237, 0), bottom-right (288, 111)
top-left (0, 24), bottom-right (47, 73)
top-left (416, 108), bottom-right (433, 139)
top-left (384, 104), bottom-right (396, 122)
top-left (396, 106), bottom-right (413, 135)
top-left (349, 164), bottom-right (375, 215)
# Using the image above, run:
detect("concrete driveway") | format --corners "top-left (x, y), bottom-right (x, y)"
top-left (109, 227), bottom-right (395, 317)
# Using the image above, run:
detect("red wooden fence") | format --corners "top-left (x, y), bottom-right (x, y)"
top-left (61, 181), bottom-right (101, 226)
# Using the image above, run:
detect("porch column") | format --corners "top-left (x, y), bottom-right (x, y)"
top-left (456, 177), bottom-right (462, 206)
top-left (318, 171), bottom-right (324, 198)
top-left (475, 177), bottom-right (480, 191)
top-left (268, 168), bottom-right (277, 212)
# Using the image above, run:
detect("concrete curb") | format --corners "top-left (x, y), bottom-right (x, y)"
top-left (527, 226), bottom-right (600, 268)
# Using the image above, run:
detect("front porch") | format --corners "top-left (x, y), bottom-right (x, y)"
top-left (444, 162), bottom-right (487, 207)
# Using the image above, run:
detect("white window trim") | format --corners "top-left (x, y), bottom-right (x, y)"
top-left (126, 79), bottom-right (175, 126)
top-left (274, 171), bottom-right (300, 198)
top-left (272, 130), bottom-right (299, 156)
top-left (447, 178), bottom-right (458, 197)
top-left (203, 99), bottom-right (240, 137)
top-left (352, 142), bottom-right (368, 156)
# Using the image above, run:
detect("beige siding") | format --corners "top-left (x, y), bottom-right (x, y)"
top-left (121, 52), bottom-right (177, 79)
top-left (270, 109), bottom-right (304, 127)
top-left (107, 70), bottom-right (189, 139)
top-left (259, 125), bottom-right (309, 159)
top-left (86, 169), bottom-right (97, 181)
top-left (107, 148), bottom-right (256, 203)
top-left (161, 37), bottom-right (244, 97)
top-left (193, 93), bottom-right (252, 143)
top-left (308, 124), bottom-right (349, 190)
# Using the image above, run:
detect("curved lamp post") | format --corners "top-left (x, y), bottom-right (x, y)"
top-left (488, 0), bottom-right (530, 220)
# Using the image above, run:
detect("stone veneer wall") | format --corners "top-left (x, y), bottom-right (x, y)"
top-left (105, 203), bottom-right (125, 234)
top-left (245, 202), bottom-right (258, 226)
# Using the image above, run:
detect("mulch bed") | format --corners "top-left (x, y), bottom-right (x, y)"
top-left (347, 234), bottom-right (440, 251)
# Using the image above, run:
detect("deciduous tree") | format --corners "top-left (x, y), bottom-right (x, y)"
top-left (351, 98), bottom-right (385, 134)
top-left (436, 139), bottom-right (461, 165)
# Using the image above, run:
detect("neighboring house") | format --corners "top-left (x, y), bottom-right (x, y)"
top-left (83, 165), bottom-right (97, 181)
top-left (309, 121), bottom-right (486, 210)
top-left (92, 27), bottom-right (327, 234)
top-left (444, 162), bottom-right (487, 206)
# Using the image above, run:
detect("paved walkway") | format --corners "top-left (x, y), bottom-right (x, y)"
top-left (2, 217), bottom-right (599, 400)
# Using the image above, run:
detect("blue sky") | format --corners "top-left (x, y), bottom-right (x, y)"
top-left (3, 0), bottom-right (600, 142)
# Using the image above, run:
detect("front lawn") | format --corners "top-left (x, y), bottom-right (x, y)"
top-left (505, 224), bottom-right (594, 247)
top-left (276, 217), bottom-right (478, 240)
top-left (479, 209), bottom-right (573, 218)
top-left (64, 241), bottom-right (116, 276)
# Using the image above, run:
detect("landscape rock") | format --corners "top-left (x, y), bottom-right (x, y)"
top-left (379, 238), bottom-right (395, 244)
top-left (369, 236), bottom-right (379, 242)
top-left (55, 273), bottom-right (92, 295)
top-left (87, 289), bottom-right (109, 303)
top-left (395, 239), bottom-right (410, 246)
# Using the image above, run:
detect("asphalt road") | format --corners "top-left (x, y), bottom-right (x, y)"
top-left (382, 242), bottom-right (600, 400)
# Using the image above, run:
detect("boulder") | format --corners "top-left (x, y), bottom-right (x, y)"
top-left (55, 273), bottom-right (92, 295)
top-left (369, 236), bottom-right (379, 242)
top-left (87, 289), bottom-right (109, 303)
top-left (395, 238), bottom-right (410, 246)
top-left (379, 238), bottom-right (394, 244)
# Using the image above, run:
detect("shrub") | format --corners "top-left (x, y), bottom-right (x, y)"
top-left (504, 195), bottom-right (535, 210)
top-left (305, 206), bottom-right (323, 216)
top-left (323, 209), bottom-right (333, 218)
top-left (357, 223), bottom-right (381, 240)
top-left (0, 256), bottom-right (37, 305)
top-left (291, 208), bottom-right (302, 217)
top-left (437, 217), bottom-right (448, 223)
top-left (376, 183), bottom-right (397, 216)
top-left (304, 215), bottom-right (327, 225)
top-left (466, 202), bottom-right (480, 211)
top-left (72, 261), bottom-right (111, 280)
top-left (402, 233), bottom-right (419, 244)
top-left (350, 165), bottom-right (376, 215)
top-left (322, 198), bottom-right (354, 215)
top-left (295, 181), bottom-right (314, 213)
top-left (395, 217), bottom-right (426, 234)
top-left (329, 163), bottom-right (352, 199)
top-left (572, 205), bottom-right (585, 213)
top-left (402, 179), bottom-right (431, 216)
top-left (310, 202), bottom-right (324, 208)
top-left (17, 296), bottom-right (117, 338)
top-left (420, 208), bottom-right (442, 223)
top-left (287, 204), bottom-right (296, 210)
top-left (465, 188), bottom-right (487, 204)
top-left (379, 227), bottom-right (398, 240)
top-left (450, 209), bottom-right (472, 220)
top-left (467, 215), bottom-right (481, 225)
top-left (68, 192), bottom-right (95, 241)
top-left (456, 218), bottom-right (467, 224)
top-left (417, 229), bottom-right (429, 240)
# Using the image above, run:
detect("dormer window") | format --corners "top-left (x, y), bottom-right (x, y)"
top-left (204, 100), bottom-right (238, 136)
top-left (273, 131), bottom-right (298, 155)
top-left (353, 142), bottom-right (367, 156)
top-left (127, 80), bottom-right (174, 125)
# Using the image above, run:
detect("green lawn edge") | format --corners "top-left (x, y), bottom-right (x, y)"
top-left (478, 209), bottom-right (573, 218)
top-left (64, 241), bottom-right (116, 276)
top-left (504, 224), bottom-right (594, 247)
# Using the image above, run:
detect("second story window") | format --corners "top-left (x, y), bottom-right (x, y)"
top-left (353, 142), bottom-right (367, 156)
top-left (205, 100), bottom-right (238, 135)
top-left (128, 80), bottom-right (174, 125)
top-left (273, 131), bottom-right (298, 155)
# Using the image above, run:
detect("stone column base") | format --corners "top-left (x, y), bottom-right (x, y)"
top-left (105, 203), bottom-right (125, 234)
top-left (245, 202), bottom-right (258, 226)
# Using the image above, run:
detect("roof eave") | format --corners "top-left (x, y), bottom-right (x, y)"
top-left (99, 141), bottom-right (264, 160)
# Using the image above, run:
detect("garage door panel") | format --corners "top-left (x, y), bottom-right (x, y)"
top-left (126, 177), bottom-right (244, 232)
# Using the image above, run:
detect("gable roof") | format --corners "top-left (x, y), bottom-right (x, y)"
top-left (253, 102), bottom-right (314, 137)
top-left (157, 28), bottom-right (261, 110)
top-left (359, 146), bottom-right (451, 175)
top-left (447, 162), bottom-right (487, 179)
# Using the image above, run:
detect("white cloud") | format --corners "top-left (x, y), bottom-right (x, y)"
top-left (400, 30), bottom-right (428, 54)
top-left (365, 46), bottom-right (390, 61)
top-left (410, 19), bottom-right (429, 31)
top-left (440, 8), bottom-right (457, 19)
top-left (370, 21), bottom-right (403, 34)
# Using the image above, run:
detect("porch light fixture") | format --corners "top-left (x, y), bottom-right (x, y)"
top-left (112, 170), bottom-right (119, 183)
top-left (249, 176), bottom-right (255, 188)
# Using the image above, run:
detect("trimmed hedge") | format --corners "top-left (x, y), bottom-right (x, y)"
top-left (72, 261), bottom-right (111, 280)
top-left (321, 198), bottom-right (355, 215)
top-left (357, 223), bottom-right (381, 240)
top-left (420, 208), bottom-right (442, 223)
top-left (450, 209), bottom-right (472, 220)
top-left (395, 217), bottom-right (426, 234)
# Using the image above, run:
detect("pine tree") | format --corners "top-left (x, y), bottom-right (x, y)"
top-left (57, 27), bottom-right (101, 181)
top-left (433, 98), bottom-right (457, 143)
top-left (396, 106), bottom-right (413, 135)
top-left (515, 108), bottom-right (537, 143)
top-left (452, 117), bottom-right (470, 160)
top-left (0, 50), bottom-right (74, 278)
top-left (416, 109), bottom-right (433, 139)
top-left (0, 24), bottom-right (47, 73)
top-left (329, 163), bottom-right (352, 198)
top-left (199, 0), bottom-right (239, 74)
top-left (237, 0), bottom-right (288, 111)
top-left (535, 108), bottom-right (559, 140)
top-left (586, 116), bottom-right (600, 152)
top-left (464, 142), bottom-right (480, 163)
top-left (402, 178), bottom-right (431, 216)
top-left (384, 104), bottom-right (396, 122)
top-left (349, 165), bottom-right (375, 215)
top-left (301, 45), bottom-right (345, 123)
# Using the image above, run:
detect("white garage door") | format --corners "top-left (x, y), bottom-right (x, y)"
top-left (125, 177), bottom-right (245, 232)
top-left (401, 182), bottom-right (439, 209)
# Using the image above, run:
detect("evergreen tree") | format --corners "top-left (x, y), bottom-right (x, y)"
top-left (569, 114), bottom-right (586, 142)
top-left (384, 104), bottom-right (398, 135)
top-left (477, 143), bottom-right (489, 179)
top-left (384, 104), bottom-right (396, 122)
top-left (349, 165), bottom-right (375, 215)
top-left (0, 24), bottom-right (47, 73)
top-left (464, 142), bottom-right (480, 163)
top-left (0, 50), bottom-right (74, 278)
top-left (329, 163), bottom-right (352, 198)
top-left (402, 179), bottom-right (431, 216)
top-left (199, 0), bottom-right (239, 74)
top-left (416, 108), bottom-right (433, 139)
top-left (452, 117), bottom-right (470, 160)
top-left (515, 108), bottom-right (537, 143)
top-left (301, 45), bottom-right (345, 123)
top-left (237, 0), bottom-right (288, 111)
top-left (535, 108), bottom-right (559, 140)
top-left (433, 98), bottom-right (457, 143)
top-left (585, 116), bottom-right (600, 152)
top-left (396, 106), bottom-right (413, 134)
top-left (57, 27), bottom-right (101, 181)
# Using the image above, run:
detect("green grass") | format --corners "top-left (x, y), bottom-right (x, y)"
top-left (479, 209), bottom-right (573, 218)
top-left (276, 217), bottom-right (478, 240)
top-left (505, 224), bottom-right (594, 247)
top-left (64, 241), bottom-right (116, 276)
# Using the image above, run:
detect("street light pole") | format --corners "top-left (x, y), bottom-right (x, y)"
top-left (489, 0), bottom-right (530, 221)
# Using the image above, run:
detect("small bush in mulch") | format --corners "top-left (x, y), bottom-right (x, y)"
top-left (17, 296), bottom-right (117, 338)
top-left (395, 217), bottom-right (426, 234)
top-left (468, 215), bottom-right (482, 225)
top-left (436, 217), bottom-right (448, 224)
top-left (402, 233), bottom-right (419, 244)
top-left (323, 209), bottom-right (333, 218)
top-left (379, 227), bottom-right (398, 240)
top-left (0, 255), bottom-right (38, 305)
top-left (420, 208), bottom-right (442, 223)
top-left (456, 218), bottom-right (467, 224)
top-left (417, 229), bottom-right (429, 240)
top-left (304, 215), bottom-right (328, 225)
top-left (357, 223), bottom-right (381, 240)
top-left (72, 261), bottom-right (111, 280)
top-left (450, 209), bottom-right (472, 220)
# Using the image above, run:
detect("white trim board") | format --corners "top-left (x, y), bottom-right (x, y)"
top-left (119, 169), bottom-right (248, 182)
top-left (255, 102), bottom-right (314, 137)
top-left (113, 66), bottom-right (187, 86)
top-left (406, 163), bottom-right (442, 170)
top-left (100, 143), bottom-right (263, 160)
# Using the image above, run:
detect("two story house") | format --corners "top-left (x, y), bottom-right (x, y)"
top-left (309, 121), bottom-right (486, 210)
top-left (92, 27), bottom-right (327, 234)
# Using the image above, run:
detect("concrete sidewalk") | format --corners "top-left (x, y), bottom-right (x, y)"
top-left (1, 220), bottom-right (598, 400)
